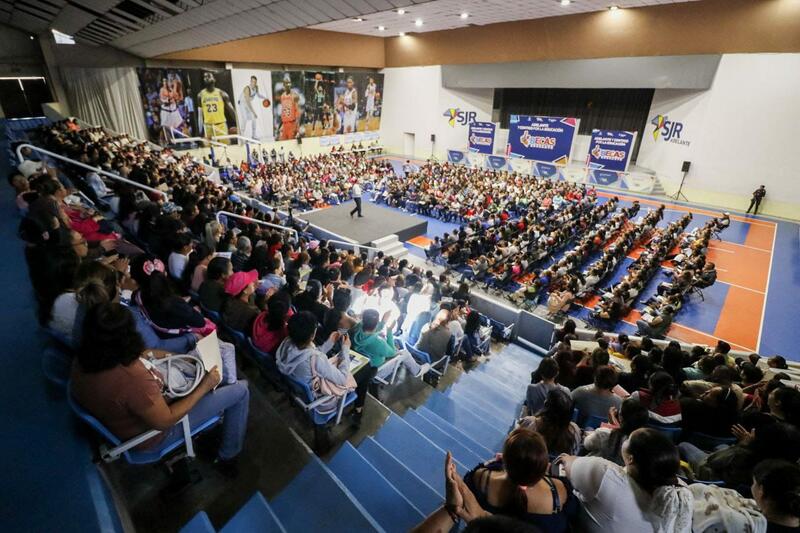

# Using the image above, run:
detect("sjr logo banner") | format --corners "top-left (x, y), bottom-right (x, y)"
top-left (443, 108), bottom-right (477, 127)
top-left (587, 129), bottom-right (637, 172)
top-left (650, 115), bottom-right (690, 146)
top-left (506, 115), bottom-right (578, 164)
top-left (468, 122), bottom-right (495, 154)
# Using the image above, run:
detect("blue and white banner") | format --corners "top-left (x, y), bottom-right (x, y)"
top-left (532, 162), bottom-right (564, 180)
top-left (587, 169), bottom-right (628, 189)
top-left (486, 155), bottom-right (509, 171)
top-left (587, 129), bottom-right (636, 172)
top-left (468, 121), bottom-right (496, 154)
top-left (506, 115), bottom-right (578, 164)
top-left (448, 150), bottom-right (467, 165)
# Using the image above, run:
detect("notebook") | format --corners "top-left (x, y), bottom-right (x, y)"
top-left (195, 330), bottom-right (223, 388)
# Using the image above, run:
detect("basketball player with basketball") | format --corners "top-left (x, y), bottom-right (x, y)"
top-left (159, 76), bottom-right (183, 133)
top-left (279, 77), bottom-right (300, 140)
top-left (197, 71), bottom-right (236, 141)
top-left (342, 77), bottom-right (358, 134)
top-left (364, 77), bottom-right (377, 126)
top-left (238, 75), bottom-right (265, 140)
top-left (309, 75), bottom-right (326, 134)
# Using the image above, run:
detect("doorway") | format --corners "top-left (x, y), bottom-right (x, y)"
top-left (403, 132), bottom-right (415, 158)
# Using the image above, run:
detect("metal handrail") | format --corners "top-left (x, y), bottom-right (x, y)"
top-left (15, 143), bottom-right (169, 201)
top-left (215, 210), bottom-right (297, 238)
top-left (324, 239), bottom-right (380, 252)
top-left (165, 126), bottom-right (226, 148)
top-left (212, 134), bottom-right (263, 145)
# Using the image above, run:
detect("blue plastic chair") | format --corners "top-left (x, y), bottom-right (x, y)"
top-left (67, 382), bottom-right (220, 464)
top-left (246, 338), bottom-right (288, 392)
top-left (201, 305), bottom-right (222, 324)
top-left (42, 347), bottom-right (71, 388)
top-left (648, 424), bottom-right (683, 443)
top-left (687, 431), bottom-right (736, 451)
top-left (583, 414), bottom-right (608, 430)
top-left (283, 373), bottom-right (357, 427)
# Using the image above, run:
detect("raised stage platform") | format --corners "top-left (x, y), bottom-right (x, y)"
top-left (297, 202), bottom-right (428, 245)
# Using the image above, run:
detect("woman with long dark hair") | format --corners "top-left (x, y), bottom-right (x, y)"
top-left (557, 428), bottom-right (692, 532)
top-left (71, 302), bottom-right (249, 474)
top-left (460, 428), bottom-right (577, 532)
top-left (519, 388), bottom-right (581, 455)
top-left (584, 398), bottom-right (649, 465)
top-left (631, 371), bottom-right (682, 425)
top-left (252, 291), bottom-right (293, 354)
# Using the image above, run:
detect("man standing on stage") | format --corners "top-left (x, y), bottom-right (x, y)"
top-left (746, 185), bottom-right (766, 215)
top-left (350, 180), bottom-right (364, 218)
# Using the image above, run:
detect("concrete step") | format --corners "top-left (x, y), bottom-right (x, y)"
top-left (371, 234), bottom-right (400, 247)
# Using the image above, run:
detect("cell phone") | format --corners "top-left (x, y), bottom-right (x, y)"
top-left (337, 328), bottom-right (349, 335)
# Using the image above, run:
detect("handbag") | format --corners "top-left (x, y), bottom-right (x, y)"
top-left (309, 354), bottom-right (356, 415)
top-left (142, 354), bottom-right (205, 399)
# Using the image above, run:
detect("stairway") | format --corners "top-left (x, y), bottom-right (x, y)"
top-left (180, 343), bottom-right (541, 533)
top-left (370, 234), bottom-right (408, 261)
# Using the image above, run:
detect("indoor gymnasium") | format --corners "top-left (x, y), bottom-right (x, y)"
top-left (2, 1), bottom-right (800, 532)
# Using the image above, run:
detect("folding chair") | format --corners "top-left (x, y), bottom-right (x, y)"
top-left (582, 414), bottom-right (608, 431)
top-left (246, 338), bottom-right (288, 393)
top-left (283, 374), bottom-right (357, 428)
top-left (67, 383), bottom-right (220, 464)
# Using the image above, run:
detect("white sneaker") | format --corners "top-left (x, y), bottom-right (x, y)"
top-left (415, 363), bottom-right (432, 377)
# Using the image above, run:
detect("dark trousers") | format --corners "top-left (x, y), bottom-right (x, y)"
top-left (350, 197), bottom-right (363, 217)
top-left (353, 364), bottom-right (377, 408)
top-left (746, 198), bottom-right (761, 214)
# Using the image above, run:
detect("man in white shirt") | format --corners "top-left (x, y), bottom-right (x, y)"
top-left (349, 181), bottom-right (363, 218)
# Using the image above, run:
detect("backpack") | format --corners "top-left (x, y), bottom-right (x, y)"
top-left (309, 354), bottom-right (356, 415)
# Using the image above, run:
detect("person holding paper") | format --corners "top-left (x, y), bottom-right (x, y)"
top-left (70, 303), bottom-right (250, 477)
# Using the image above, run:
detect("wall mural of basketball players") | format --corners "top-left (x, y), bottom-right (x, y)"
top-left (137, 67), bottom-right (238, 144)
top-left (302, 71), bottom-right (338, 137)
top-left (197, 71), bottom-right (237, 141)
top-left (271, 71), bottom-right (305, 141)
top-left (231, 68), bottom-right (273, 142)
top-left (332, 72), bottom-right (383, 134)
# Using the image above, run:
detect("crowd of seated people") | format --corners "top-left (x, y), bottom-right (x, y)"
top-left (13, 119), bottom-right (507, 472)
top-left (590, 212), bottom-right (692, 325)
top-left (218, 150), bottom-right (394, 210)
top-left (637, 215), bottom-right (723, 336)
top-left (413, 321), bottom-right (800, 532)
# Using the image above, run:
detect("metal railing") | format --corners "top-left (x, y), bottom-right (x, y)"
top-left (15, 143), bottom-right (169, 201)
top-left (215, 211), bottom-right (297, 238)
top-left (164, 126), bottom-right (226, 148)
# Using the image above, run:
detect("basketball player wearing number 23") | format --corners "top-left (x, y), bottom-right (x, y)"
top-left (198, 71), bottom-right (237, 140)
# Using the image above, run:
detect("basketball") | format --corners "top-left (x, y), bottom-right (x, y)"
top-left (315, 73), bottom-right (323, 81)
top-left (262, 98), bottom-right (271, 108)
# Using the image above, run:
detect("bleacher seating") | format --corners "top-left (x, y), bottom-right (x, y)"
top-left (179, 341), bottom-right (539, 531)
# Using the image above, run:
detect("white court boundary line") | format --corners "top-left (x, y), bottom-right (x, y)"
top-left (756, 223), bottom-right (778, 353)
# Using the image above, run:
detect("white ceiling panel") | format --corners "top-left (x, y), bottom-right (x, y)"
top-left (0, 0), bottom-right (701, 57)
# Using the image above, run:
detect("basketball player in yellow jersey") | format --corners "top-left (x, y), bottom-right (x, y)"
top-left (197, 71), bottom-right (237, 141)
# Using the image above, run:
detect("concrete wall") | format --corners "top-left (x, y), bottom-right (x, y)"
top-left (637, 53), bottom-right (800, 219)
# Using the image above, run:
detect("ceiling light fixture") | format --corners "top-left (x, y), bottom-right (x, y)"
top-left (377, 25), bottom-right (386, 31)
top-left (397, 9), bottom-right (406, 15)
top-left (398, 31), bottom-right (406, 36)
top-left (560, 0), bottom-right (571, 6)
top-left (415, 18), bottom-right (423, 27)
top-left (460, 12), bottom-right (469, 19)
top-left (353, 17), bottom-right (364, 22)
top-left (609, 5), bottom-right (619, 11)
